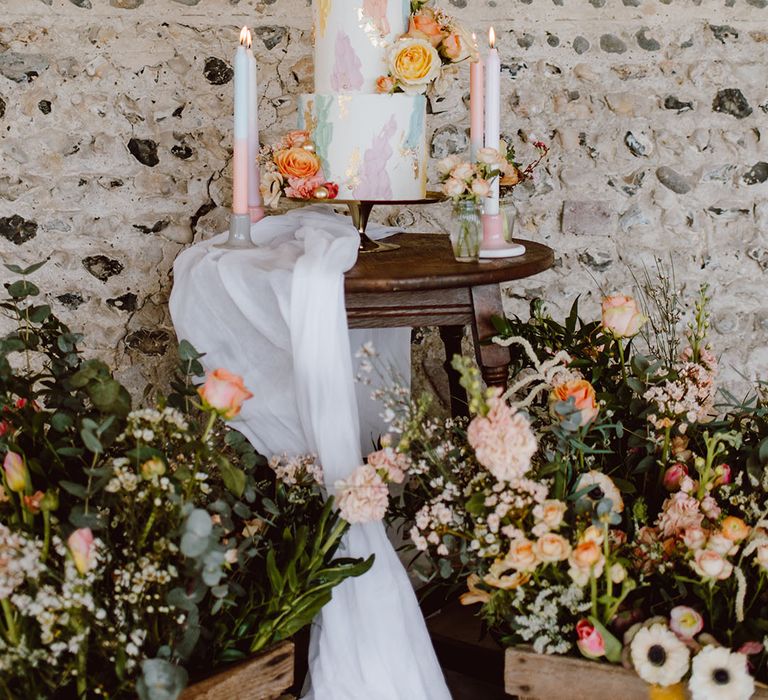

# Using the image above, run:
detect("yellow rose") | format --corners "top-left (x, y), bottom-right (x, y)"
top-left (388, 37), bottom-right (441, 94)
top-left (274, 147), bottom-right (321, 179)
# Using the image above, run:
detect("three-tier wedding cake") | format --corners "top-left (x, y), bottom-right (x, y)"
top-left (297, 0), bottom-right (428, 200)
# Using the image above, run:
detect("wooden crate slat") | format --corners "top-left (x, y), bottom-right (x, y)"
top-left (180, 641), bottom-right (294, 700)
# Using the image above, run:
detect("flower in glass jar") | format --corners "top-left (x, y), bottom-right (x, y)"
top-left (630, 623), bottom-right (690, 687)
top-left (669, 606), bottom-right (704, 640)
top-left (198, 368), bottom-right (254, 420)
top-left (274, 147), bottom-right (321, 179)
top-left (442, 177), bottom-right (466, 198)
top-left (437, 154), bottom-right (461, 176)
top-left (549, 379), bottom-right (599, 428)
top-left (601, 294), bottom-right (646, 338)
top-left (471, 178), bottom-right (491, 198)
top-left (688, 646), bottom-right (754, 700)
top-left (3, 450), bottom-right (26, 493)
top-left (388, 38), bottom-right (441, 94)
top-left (68, 527), bottom-right (95, 575)
top-left (576, 620), bottom-right (605, 659)
top-left (476, 147), bottom-right (502, 165)
top-left (450, 162), bottom-right (475, 181)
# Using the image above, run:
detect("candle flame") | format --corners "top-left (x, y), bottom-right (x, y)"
top-left (246, 29), bottom-right (253, 49)
top-left (239, 26), bottom-right (249, 46)
top-left (489, 26), bottom-right (496, 48)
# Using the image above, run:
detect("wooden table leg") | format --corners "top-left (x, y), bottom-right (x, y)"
top-left (469, 283), bottom-right (511, 389)
top-left (438, 325), bottom-right (469, 418)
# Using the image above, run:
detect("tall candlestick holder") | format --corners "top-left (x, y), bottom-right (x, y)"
top-left (480, 211), bottom-right (525, 259)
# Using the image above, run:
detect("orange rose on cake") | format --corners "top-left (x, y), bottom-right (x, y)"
top-left (388, 37), bottom-right (441, 94)
top-left (274, 147), bottom-right (321, 180)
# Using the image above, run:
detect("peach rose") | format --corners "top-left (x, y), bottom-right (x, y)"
top-left (550, 379), bottom-right (599, 426)
top-left (570, 540), bottom-right (603, 569)
top-left (533, 533), bottom-right (571, 562)
top-left (407, 9), bottom-right (445, 46)
top-left (581, 525), bottom-right (605, 546)
top-left (442, 177), bottom-right (466, 198)
top-left (437, 155), bottom-right (461, 176)
top-left (601, 295), bottom-right (646, 338)
top-left (68, 527), bottom-right (95, 575)
top-left (274, 147), bottom-right (321, 179)
top-left (3, 451), bottom-right (26, 493)
top-left (505, 538), bottom-right (538, 572)
top-left (198, 368), bottom-right (254, 419)
top-left (693, 549), bottom-right (733, 580)
top-left (476, 147), bottom-right (502, 165)
top-left (375, 75), bottom-right (396, 94)
top-left (533, 499), bottom-right (567, 530)
top-left (388, 38), bottom-right (441, 93)
top-left (721, 516), bottom-right (749, 542)
top-left (283, 130), bottom-right (311, 148)
top-left (756, 544), bottom-right (768, 571)
top-left (471, 178), bottom-right (492, 198)
top-left (451, 162), bottom-right (475, 181)
top-left (441, 32), bottom-right (471, 62)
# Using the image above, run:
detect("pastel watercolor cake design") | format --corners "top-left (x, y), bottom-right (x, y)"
top-left (300, 0), bottom-right (429, 201)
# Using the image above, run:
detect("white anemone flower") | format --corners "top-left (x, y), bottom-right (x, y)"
top-left (689, 646), bottom-right (755, 700)
top-left (630, 623), bottom-right (690, 687)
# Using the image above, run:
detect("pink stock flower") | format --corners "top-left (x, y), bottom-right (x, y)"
top-left (657, 491), bottom-right (704, 538)
top-left (601, 295), bottom-right (646, 338)
top-left (576, 619), bottom-right (606, 658)
top-left (284, 173), bottom-right (326, 200)
top-left (367, 446), bottom-right (409, 484)
top-left (683, 527), bottom-right (707, 551)
top-left (669, 606), bottom-right (704, 639)
top-left (198, 369), bottom-right (254, 420)
top-left (700, 495), bottom-right (721, 520)
top-left (738, 641), bottom-right (764, 656)
top-left (68, 528), bottom-right (95, 575)
top-left (467, 389), bottom-right (537, 483)
top-left (663, 463), bottom-right (689, 491)
top-left (3, 451), bottom-right (26, 493)
top-left (335, 464), bottom-right (389, 524)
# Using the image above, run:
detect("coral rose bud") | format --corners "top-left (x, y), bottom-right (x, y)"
top-left (601, 295), bottom-right (646, 338)
top-left (23, 490), bottom-right (45, 514)
top-left (375, 75), bottom-right (396, 94)
top-left (198, 369), bottom-right (254, 420)
top-left (576, 619), bottom-right (605, 658)
top-left (663, 463), bottom-right (689, 491)
top-left (550, 379), bottom-right (599, 427)
top-left (68, 528), bottom-right (95, 575)
top-left (407, 9), bottom-right (445, 46)
top-left (3, 451), bottom-right (27, 493)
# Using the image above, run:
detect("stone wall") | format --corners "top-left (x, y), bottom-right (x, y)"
top-left (1, 0), bottom-right (767, 402)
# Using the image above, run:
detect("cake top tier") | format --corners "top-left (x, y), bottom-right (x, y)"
top-left (313, 0), bottom-right (410, 94)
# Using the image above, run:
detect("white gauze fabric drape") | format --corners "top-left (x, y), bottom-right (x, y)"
top-left (169, 207), bottom-right (450, 700)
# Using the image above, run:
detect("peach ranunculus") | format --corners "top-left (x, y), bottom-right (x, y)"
top-left (451, 162), bottom-right (475, 181)
top-left (407, 8), bottom-right (446, 46)
top-left (3, 451), bottom-right (26, 493)
top-left (569, 540), bottom-right (603, 573)
top-left (550, 379), bottom-right (599, 427)
top-left (533, 533), bottom-right (571, 563)
top-left (601, 294), bottom-right (646, 338)
top-left (388, 37), bottom-right (441, 94)
top-left (274, 147), bottom-right (321, 180)
top-left (721, 516), bottom-right (750, 542)
top-left (669, 605), bottom-right (704, 639)
top-left (437, 155), bottom-right (461, 176)
top-left (198, 368), bottom-right (254, 420)
top-left (68, 527), bottom-right (95, 575)
top-left (375, 75), bottom-right (396, 94)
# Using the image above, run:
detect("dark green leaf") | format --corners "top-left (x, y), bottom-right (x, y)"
top-left (80, 428), bottom-right (103, 454)
top-left (60, 480), bottom-right (88, 499)
top-left (7, 280), bottom-right (39, 298)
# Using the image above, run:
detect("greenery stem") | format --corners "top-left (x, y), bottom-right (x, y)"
top-left (138, 510), bottom-right (157, 550)
top-left (590, 573), bottom-right (598, 619)
top-left (76, 640), bottom-right (88, 698)
top-left (617, 339), bottom-right (627, 382)
top-left (201, 411), bottom-right (217, 442)
top-left (41, 509), bottom-right (51, 563)
top-left (1, 598), bottom-right (19, 646)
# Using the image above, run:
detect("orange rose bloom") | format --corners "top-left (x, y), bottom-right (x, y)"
top-left (408, 9), bottom-right (445, 46)
top-left (274, 147), bottom-right (321, 179)
top-left (198, 368), bottom-right (254, 420)
top-left (550, 379), bottom-right (599, 426)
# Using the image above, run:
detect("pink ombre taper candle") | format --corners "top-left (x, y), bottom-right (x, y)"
top-left (483, 27), bottom-right (501, 218)
top-left (232, 26), bottom-right (249, 217)
top-left (246, 31), bottom-right (265, 224)
top-left (469, 34), bottom-right (484, 162)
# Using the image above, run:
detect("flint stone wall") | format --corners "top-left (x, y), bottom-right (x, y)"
top-left (1, 0), bottom-right (767, 403)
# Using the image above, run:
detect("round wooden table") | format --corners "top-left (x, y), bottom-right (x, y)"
top-left (344, 233), bottom-right (554, 416)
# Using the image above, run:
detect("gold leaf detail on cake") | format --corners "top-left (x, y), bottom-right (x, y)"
top-left (318, 0), bottom-right (331, 38)
top-left (357, 7), bottom-right (389, 47)
top-left (346, 147), bottom-right (361, 190)
top-left (303, 99), bottom-right (318, 135)
top-left (337, 95), bottom-right (351, 120)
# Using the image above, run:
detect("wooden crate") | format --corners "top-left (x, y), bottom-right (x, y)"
top-left (180, 641), bottom-right (294, 700)
top-left (505, 647), bottom-right (768, 700)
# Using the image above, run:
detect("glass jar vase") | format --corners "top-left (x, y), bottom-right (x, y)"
top-left (450, 200), bottom-right (481, 262)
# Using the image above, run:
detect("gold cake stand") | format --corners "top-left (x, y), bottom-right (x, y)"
top-left (290, 192), bottom-right (445, 254)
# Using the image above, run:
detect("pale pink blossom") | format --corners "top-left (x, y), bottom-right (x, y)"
top-left (476, 147), bottom-right (502, 165)
top-left (670, 606), bottom-right (704, 639)
top-left (68, 528), bottom-right (95, 575)
top-left (700, 495), bottom-right (721, 520)
top-left (692, 549), bottom-right (733, 580)
top-left (657, 491), bottom-right (704, 538)
top-left (683, 527), bottom-right (707, 551)
top-left (335, 464), bottom-right (389, 524)
top-left (367, 447), bottom-right (408, 484)
top-left (466, 390), bottom-right (537, 483)
top-left (471, 178), bottom-right (492, 198)
top-left (442, 177), bottom-right (466, 197)
top-left (437, 155), bottom-right (462, 176)
top-left (706, 533), bottom-right (737, 556)
top-left (450, 162), bottom-right (475, 181)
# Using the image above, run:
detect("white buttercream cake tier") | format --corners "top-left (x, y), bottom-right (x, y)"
top-left (298, 93), bottom-right (427, 201)
top-left (313, 0), bottom-right (410, 94)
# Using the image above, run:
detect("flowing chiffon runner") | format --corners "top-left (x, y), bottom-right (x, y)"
top-left (170, 207), bottom-right (451, 700)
